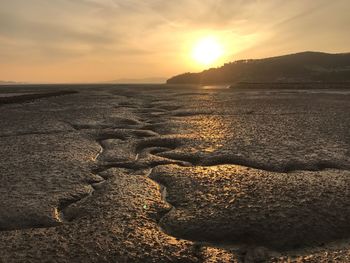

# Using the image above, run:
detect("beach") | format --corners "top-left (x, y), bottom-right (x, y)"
top-left (0, 84), bottom-right (349, 262)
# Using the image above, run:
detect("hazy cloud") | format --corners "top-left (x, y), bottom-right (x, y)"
top-left (0, 0), bottom-right (349, 82)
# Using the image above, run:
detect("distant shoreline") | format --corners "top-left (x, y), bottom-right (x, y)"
top-left (230, 81), bottom-right (350, 89)
top-left (1, 82), bottom-right (350, 91)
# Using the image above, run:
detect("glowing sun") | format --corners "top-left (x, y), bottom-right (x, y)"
top-left (192, 37), bottom-right (224, 66)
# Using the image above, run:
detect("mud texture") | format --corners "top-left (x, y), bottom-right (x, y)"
top-left (0, 84), bottom-right (349, 262)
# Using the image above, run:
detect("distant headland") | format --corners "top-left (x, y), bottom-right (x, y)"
top-left (167, 51), bottom-right (350, 85)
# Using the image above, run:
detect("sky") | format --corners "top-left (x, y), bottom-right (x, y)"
top-left (0, 0), bottom-right (349, 83)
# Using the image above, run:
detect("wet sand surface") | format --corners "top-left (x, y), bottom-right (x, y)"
top-left (0, 84), bottom-right (349, 262)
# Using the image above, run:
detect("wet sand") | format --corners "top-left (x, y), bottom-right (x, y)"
top-left (0, 84), bottom-right (349, 262)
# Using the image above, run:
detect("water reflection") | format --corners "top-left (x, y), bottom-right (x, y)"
top-left (201, 85), bottom-right (230, 90)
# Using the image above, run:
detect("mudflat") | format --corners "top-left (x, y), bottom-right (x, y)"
top-left (0, 84), bottom-right (349, 262)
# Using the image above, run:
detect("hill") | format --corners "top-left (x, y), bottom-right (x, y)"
top-left (167, 52), bottom-right (350, 84)
top-left (0, 81), bottom-right (20, 85)
top-left (110, 77), bottom-right (166, 84)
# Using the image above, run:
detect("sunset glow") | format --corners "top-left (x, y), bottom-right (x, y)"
top-left (0, 1), bottom-right (349, 83)
top-left (192, 37), bottom-right (224, 66)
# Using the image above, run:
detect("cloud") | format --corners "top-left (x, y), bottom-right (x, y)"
top-left (233, 0), bottom-right (350, 59)
top-left (0, 0), bottom-right (349, 82)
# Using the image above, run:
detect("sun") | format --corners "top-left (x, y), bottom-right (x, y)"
top-left (192, 36), bottom-right (223, 66)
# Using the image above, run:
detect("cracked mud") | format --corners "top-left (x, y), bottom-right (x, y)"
top-left (0, 84), bottom-right (349, 262)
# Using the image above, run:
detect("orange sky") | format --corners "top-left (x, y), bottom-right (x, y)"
top-left (0, 0), bottom-right (349, 83)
